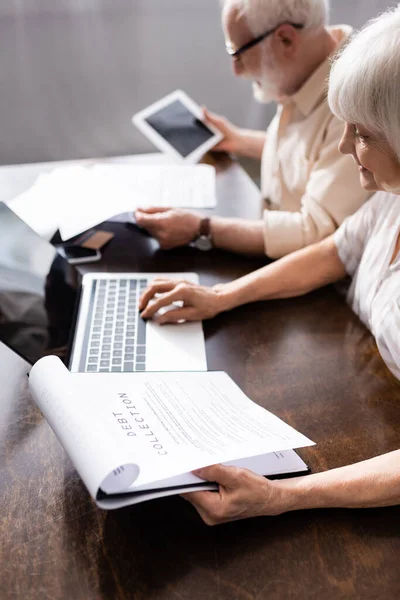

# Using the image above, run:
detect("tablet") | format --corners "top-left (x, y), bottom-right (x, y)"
top-left (132, 90), bottom-right (224, 163)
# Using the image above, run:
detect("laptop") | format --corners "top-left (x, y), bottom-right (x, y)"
top-left (0, 203), bottom-right (207, 372)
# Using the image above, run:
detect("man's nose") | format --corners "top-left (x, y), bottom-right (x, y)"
top-left (232, 57), bottom-right (243, 76)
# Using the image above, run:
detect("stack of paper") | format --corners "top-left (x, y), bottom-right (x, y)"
top-left (6, 163), bottom-right (217, 241)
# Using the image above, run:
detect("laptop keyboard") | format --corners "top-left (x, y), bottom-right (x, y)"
top-left (84, 278), bottom-right (148, 372)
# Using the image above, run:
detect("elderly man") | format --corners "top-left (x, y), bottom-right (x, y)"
top-left (135, 0), bottom-right (370, 259)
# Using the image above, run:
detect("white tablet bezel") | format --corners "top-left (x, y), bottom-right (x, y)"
top-left (132, 90), bottom-right (224, 164)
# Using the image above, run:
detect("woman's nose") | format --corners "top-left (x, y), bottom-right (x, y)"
top-left (339, 123), bottom-right (355, 155)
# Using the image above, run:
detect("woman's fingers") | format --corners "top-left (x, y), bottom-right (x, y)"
top-left (140, 285), bottom-right (189, 319)
top-left (139, 280), bottom-right (180, 311)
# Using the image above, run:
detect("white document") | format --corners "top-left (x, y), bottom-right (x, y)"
top-left (6, 173), bottom-right (61, 240)
top-left (92, 163), bottom-right (217, 209)
top-left (29, 356), bottom-right (314, 510)
top-left (7, 164), bottom-right (217, 241)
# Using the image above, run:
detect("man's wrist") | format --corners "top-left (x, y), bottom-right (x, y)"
top-left (230, 128), bottom-right (245, 155)
top-left (193, 217), bottom-right (213, 251)
top-left (237, 129), bottom-right (267, 159)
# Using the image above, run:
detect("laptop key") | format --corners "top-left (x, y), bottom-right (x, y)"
top-left (124, 363), bottom-right (134, 371)
top-left (137, 318), bottom-right (146, 344)
top-left (86, 365), bottom-right (98, 372)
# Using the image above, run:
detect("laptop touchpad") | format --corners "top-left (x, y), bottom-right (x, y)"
top-left (145, 319), bottom-right (207, 372)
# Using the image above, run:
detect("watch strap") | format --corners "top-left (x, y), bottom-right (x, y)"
top-left (199, 217), bottom-right (211, 237)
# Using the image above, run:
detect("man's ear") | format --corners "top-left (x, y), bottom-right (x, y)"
top-left (274, 24), bottom-right (299, 59)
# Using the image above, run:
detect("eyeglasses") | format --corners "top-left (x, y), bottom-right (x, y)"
top-left (226, 22), bottom-right (304, 60)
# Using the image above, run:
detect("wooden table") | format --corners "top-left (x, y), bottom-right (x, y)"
top-left (1, 155), bottom-right (399, 600)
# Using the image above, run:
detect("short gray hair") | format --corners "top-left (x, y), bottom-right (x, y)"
top-left (221, 0), bottom-right (329, 36)
top-left (328, 5), bottom-right (400, 161)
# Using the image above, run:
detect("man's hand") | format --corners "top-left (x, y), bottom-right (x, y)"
top-left (203, 108), bottom-right (243, 154)
top-left (181, 464), bottom-right (288, 525)
top-left (139, 279), bottom-right (227, 323)
top-left (135, 207), bottom-right (202, 250)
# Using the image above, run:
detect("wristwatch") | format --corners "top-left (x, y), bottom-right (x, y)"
top-left (193, 217), bottom-right (213, 251)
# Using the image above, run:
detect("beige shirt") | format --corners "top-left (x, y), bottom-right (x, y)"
top-left (334, 191), bottom-right (400, 381)
top-left (261, 26), bottom-right (371, 259)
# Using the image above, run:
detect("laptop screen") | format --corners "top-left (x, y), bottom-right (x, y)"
top-left (0, 203), bottom-right (82, 365)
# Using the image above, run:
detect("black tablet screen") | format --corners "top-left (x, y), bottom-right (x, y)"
top-left (145, 99), bottom-right (214, 157)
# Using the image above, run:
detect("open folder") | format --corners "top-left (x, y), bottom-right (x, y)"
top-left (29, 356), bottom-right (314, 510)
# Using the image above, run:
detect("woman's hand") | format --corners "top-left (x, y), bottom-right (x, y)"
top-left (181, 464), bottom-right (289, 525)
top-left (203, 108), bottom-right (244, 154)
top-left (139, 279), bottom-right (228, 323)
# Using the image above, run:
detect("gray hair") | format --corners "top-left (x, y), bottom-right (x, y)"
top-left (221, 0), bottom-right (329, 36)
top-left (328, 5), bottom-right (400, 161)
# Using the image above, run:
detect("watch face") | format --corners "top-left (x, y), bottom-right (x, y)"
top-left (196, 235), bottom-right (213, 251)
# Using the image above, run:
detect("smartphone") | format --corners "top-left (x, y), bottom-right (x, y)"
top-left (57, 245), bottom-right (101, 265)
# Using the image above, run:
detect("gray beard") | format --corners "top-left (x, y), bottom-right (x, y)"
top-left (252, 80), bottom-right (279, 104)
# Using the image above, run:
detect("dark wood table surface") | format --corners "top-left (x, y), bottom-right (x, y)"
top-left (1, 155), bottom-right (400, 599)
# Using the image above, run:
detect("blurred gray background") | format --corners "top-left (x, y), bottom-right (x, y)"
top-left (0, 0), bottom-right (395, 165)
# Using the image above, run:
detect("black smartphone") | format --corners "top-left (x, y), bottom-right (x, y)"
top-left (57, 245), bottom-right (101, 265)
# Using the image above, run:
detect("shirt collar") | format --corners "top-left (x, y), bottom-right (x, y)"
top-left (290, 25), bottom-right (353, 117)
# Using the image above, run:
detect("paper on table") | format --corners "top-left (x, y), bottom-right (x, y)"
top-left (6, 173), bottom-right (60, 240)
top-left (29, 356), bottom-right (314, 503)
top-left (7, 164), bottom-right (217, 241)
top-left (58, 163), bottom-right (217, 239)
top-left (91, 163), bottom-right (217, 208)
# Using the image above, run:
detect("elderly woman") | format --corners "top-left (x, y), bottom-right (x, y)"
top-left (139, 6), bottom-right (400, 525)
